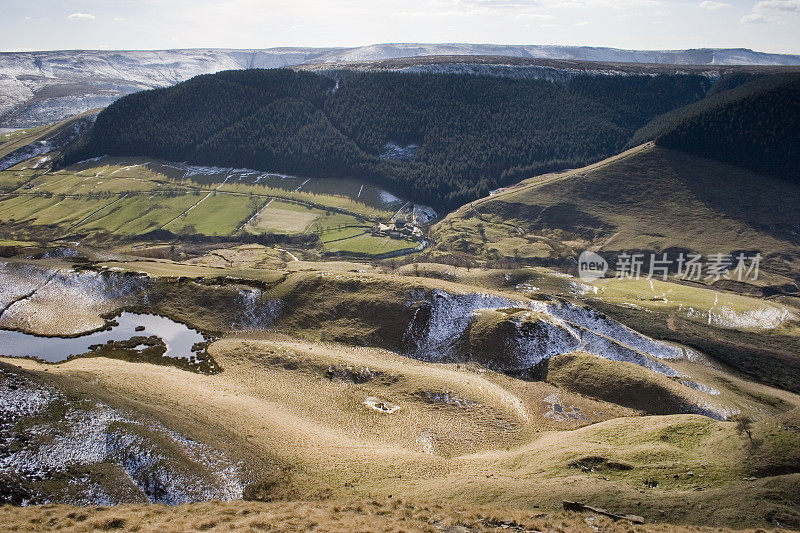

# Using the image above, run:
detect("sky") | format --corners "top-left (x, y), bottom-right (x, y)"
top-left (2, 0), bottom-right (799, 54)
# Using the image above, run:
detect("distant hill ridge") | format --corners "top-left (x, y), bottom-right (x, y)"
top-left (2, 44), bottom-right (800, 128)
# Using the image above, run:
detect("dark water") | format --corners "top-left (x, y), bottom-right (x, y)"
top-left (0, 312), bottom-right (206, 362)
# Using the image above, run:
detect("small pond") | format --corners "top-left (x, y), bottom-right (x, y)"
top-left (0, 312), bottom-right (206, 362)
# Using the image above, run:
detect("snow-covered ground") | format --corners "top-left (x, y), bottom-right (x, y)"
top-left (0, 48), bottom-right (334, 128)
top-left (402, 288), bottom-right (692, 374)
top-left (400, 288), bottom-right (734, 419)
top-left (0, 368), bottom-right (243, 505)
top-left (0, 113), bottom-right (96, 170)
top-left (0, 262), bottom-right (284, 336)
top-left (235, 289), bottom-right (284, 330)
top-left (396, 63), bottom-right (616, 82)
top-left (380, 142), bottom-right (419, 161)
top-left (2, 45), bottom-right (799, 128)
top-left (0, 140), bottom-right (53, 170)
top-left (0, 262), bottom-right (148, 335)
top-left (709, 305), bottom-right (795, 331)
top-left (379, 190), bottom-right (401, 204)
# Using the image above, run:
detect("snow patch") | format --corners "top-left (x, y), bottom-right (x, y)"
top-left (402, 289), bottom-right (691, 378)
top-left (234, 289), bottom-right (283, 330)
top-left (379, 190), bottom-right (402, 204)
top-left (380, 142), bottom-right (419, 161)
top-left (0, 371), bottom-right (243, 505)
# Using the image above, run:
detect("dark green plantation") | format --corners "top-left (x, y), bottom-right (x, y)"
top-left (633, 73), bottom-right (800, 182)
top-left (64, 69), bottom-right (715, 210)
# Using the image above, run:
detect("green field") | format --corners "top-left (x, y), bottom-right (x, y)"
top-left (0, 155), bottom-right (423, 257)
top-left (0, 238), bottom-right (36, 247)
top-left (80, 194), bottom-right (200, 234)
top-left (0, 195), bottom-right (64, 222)
top-left (165, 193), bottom-right (256, 236)
top-left (323, 233), bottom-right (419, 255)
top-left (318, 226), bottom-right (367, 243)
top-left (219, 180), bottom-right (394, 220)
top-left (246, 200), bottom-right (321, 234)
top-left (588, 277), bottom-right (799, 334)
top-left (24, 170), bottom-right (159, 195)
top-left (27, 196), bottom-right (121, 227)
top-left (0, 169), bottom-right (38, 191)
top-left (308, 211), bottom-right (368, 236)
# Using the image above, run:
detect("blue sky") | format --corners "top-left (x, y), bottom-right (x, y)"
top-left (3, 0), bottom-right (799, 54)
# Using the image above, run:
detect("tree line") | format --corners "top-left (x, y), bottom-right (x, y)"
top-left (64, 68), bottom-right (714, 210)
top-left (644, 73), bottom-right (799, 182)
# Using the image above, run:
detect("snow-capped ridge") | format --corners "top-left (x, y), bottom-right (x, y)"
top-left (3, 44), bottom-right (799, 128)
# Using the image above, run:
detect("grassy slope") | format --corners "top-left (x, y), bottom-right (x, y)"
top-left (1, 254), bottom-right (800, 527)
top-left (431, 144), bottom-right (800, 391)
top-left (546, 352), bottom-right (718, 416)
top-left (0, 110), bottom-right (100, 160)
top-left (165, 193), bottom-right (254, 236)
top-left (4, 334), bottom-right (799, 528)
top-left (432, 143), bottom-right (800, 277)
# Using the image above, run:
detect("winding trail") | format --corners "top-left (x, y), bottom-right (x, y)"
top-left (275, 247), bottom-right (299, 262)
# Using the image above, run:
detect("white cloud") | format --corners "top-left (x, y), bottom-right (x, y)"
top-left (515, 13), bottom-right (554, 19)
top-left (741, 13), bottom-right (773, 23)
top-left (67, 13), bottom-right (96, 21)
top-left (462, 0), bottom-right (543, 7)
top-left (698, 1), bottom-right (731, 10)
top-left (459, 0), bottom-right (665, 10)
top-left (754, 0), bottom-right (800, 11)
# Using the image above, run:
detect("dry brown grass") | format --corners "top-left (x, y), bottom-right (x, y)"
top-left (433, 144), bottom-right (800, 276)
top-left (0, 499), bottom-right (790, 533)
top-left (5, 333), bottom-right (800, 529)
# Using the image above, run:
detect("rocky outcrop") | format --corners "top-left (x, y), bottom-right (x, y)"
top-left (402, 289), bottom-right (519, 362)
top-left (402, 289), bottom-right (686, 377)
top-left (469, 309), bottom-right (580, 372)
top-left (235, 289), bottom-right (283, 330)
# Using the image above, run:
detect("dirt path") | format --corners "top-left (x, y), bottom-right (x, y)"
top-left (275, 247), bottom-right (299, 262)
